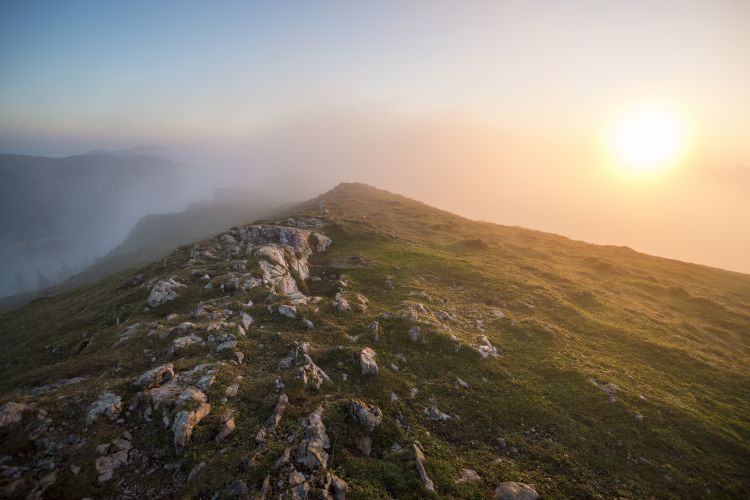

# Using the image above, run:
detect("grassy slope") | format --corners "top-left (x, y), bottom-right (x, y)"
top-left (1, 183), bottom-right (748, 498)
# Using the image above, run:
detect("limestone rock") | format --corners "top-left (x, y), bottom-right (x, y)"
top-left (310, 233), bottom-right (332, 252)
top-left (169, 334), bottom-right (204, 355)
top-left (476, 335), bottom-right (499, 358)
top-left (147, 279), bottom-right (186, 307)
top-left (296, 405), bottom-right (330, 470)
top-left (457, 468), bottom-right (481, 483)
top-left (494, 481), bottom-right (539, 500)
top-left (85, 392), bottom-right (123, 426)
top-left (172, 402), bottom-right (211, 455)
top-left (332, 292), bottom-right (351, 312)
top-left (359, 347), bottom-right (379, 375)
top-left (349, 400), bottom-right (383, 431)
top-left (132, 363), bottom-right (175, 388)
top-left (413, 443), bottom-right (435, 492)
top-left (256, 393), bottom-right (289, 444)
top-left (424, 405), bottom-right (451, 421)
top-left (215, 413), bottom-right (236, 443)
top-left (240, 312), bottom-right (253, 329)
top-left (278, 304), bottom-right (297, 318)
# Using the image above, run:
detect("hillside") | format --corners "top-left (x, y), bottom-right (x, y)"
top-left (0, 183), bottom-right (748, 498)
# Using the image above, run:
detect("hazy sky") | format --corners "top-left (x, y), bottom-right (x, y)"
top-left (1, 1), bottom-right (749, 273)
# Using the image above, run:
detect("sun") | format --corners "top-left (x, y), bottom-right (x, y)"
top-left (608, 105), bottom-right (688, 173)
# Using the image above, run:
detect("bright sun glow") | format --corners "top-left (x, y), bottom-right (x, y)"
top-left (609, 105), bottom-right (688, 173)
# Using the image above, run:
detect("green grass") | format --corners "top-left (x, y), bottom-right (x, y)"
top-left (1, 183), bottom-right (748, 498)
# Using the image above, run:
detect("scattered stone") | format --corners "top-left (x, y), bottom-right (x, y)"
top-left (169, 334), bottom-right (204, 355)
top-left (476, 335), bottom-right (499, 358)
top-left (390, 392), bottom-right (400, 402)
top-left (256, 393), bottom-right (289, 444)
top-left (147, 279), bottom-right (186, 307)
top-left (497, 437), bottom-right (507, 449)
top-left (494, 310), bottom-right (506, 319)
top-left (225, 384), bottom-right (240, 398)
top-left (172, 402), bottom-right (211, 455)
top-left (29, 376), bottom-right (87, 396)
top-left (349, 400), bottom-right (383, 431)
top-left (0, 402), bottom-right (26, 427)
top-left (424, 405), bottom-right (451, 421)
top-left (296, 406), bottom-right (330, 470)
top-left (591, 378), bottom-right (619, 402)
top-left (215, 413), bottom-right (236, 443)
top-left (132, 363), bottom-right (175, 388)
top-left (176, 387), bottom-right (207, 406)
top-left (359, 347), bottom-right (379, 375)
top-left (368, 320), bottom-right (380, 341)
top-left (408, 326), bottom-right (420, 342)
top-left (494, 481), bottom-right (539, 500)
top-left (70, 465), bottom-right (81, 475)
top-left (413, 443), bottom-right (435, 492)
top-left (457, 468), bottom-right (481, 483)
top-left (240, 312), bottom-right (253, 329)
top-left (302, 318), bottom-right (314, 330)
top-left (355, 293), bottom-right (369, 312)
top-left (456, 377), bottom-right (469, 389)
top-left (332, 292), bottom-right (351, 312)
top-left (410, 387), bottom-right (419, 399)
top-left (297, 362), bottom-right (331, 391)
top-left (95, 450), bottom-right (128, 482)
top-left (278, 305), bottom-right (297, 318)
top-left (310, 233), bottom-right (332, 252)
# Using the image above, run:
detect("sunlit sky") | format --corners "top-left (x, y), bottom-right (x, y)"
top-left (1, 1), bottom-right (749, 273)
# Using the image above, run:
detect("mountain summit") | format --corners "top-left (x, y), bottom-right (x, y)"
top-left (1, 183), bottom-right (748, 498)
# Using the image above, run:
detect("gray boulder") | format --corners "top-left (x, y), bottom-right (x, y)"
top-left (494, 481), bottom-right (539, 500)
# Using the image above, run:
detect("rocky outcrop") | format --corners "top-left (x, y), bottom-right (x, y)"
top-left (476, 335), bottom-right (499, 358)
top-left (169, 334), bottom-right (204, 355)
top-left (296, 406), bottom-right (330, 470)
top-left (413, 443), bottom-right (435, 492)
top-left (85, 392), bottom-right (123, 426)
top-left (359, 347), bottom-right (379, 375)
top-left (229, 225), bottom-right (331, 304)
top-left (147, 279), bottom-right (186, 307)
top-left (332, 292), bottom-right (351, 312)
top-left (349, 400), bottom-right (383, 431)
top-left (280, 342), bottom-right (331, 391)
top-left (494, 481), bottom-right (539, 500)
top-left (256, 393), bottom-right (289, 444)
top-left (131, 363), bottom-right (175, 388)
top-left (278, 305), bottom-right (297, 318)
top-left (172, 402), bottom-right (211, 455)
top-left (297, 362), bottom-right (331, 391)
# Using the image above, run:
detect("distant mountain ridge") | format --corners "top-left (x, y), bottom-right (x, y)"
top-left (0, 151), bottom-right (188, 298)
